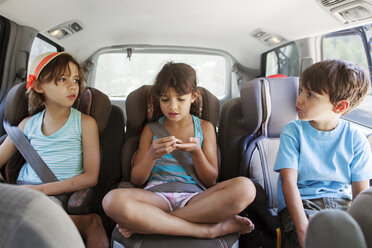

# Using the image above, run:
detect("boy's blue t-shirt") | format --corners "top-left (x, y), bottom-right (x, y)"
top-left (274, 119), bottom-right (372, 212)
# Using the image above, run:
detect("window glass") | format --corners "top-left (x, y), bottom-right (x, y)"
top-left (28, 36), bottom-right (58, 75)
top-left (323, 34), bottom-right (369, 72)
top-left (94, 53), bottom-right (227, 99)
top-left (265, 43), bottom-right (300, 77)
top-left (323, 29), bottom-right (372, 128)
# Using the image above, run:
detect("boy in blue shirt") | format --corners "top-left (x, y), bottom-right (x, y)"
top-left (274, 60), bottom-right (372, 248)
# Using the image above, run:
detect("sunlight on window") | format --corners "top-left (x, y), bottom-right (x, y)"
top-left (28, 37), bottom-right (57, 76)
top-left (94, 53), bottom-right (227, 98)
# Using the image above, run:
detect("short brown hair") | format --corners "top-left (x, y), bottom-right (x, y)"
top-left (151, 62), bottom-right (200, 120)
top-left (301, 60), bottom-right (370, 113)
top-left (27, 53), bottom-right (86, 115)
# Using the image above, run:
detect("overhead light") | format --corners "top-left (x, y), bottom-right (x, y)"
top-left (47, 20), bottom-right (84, 40)
top-left (264, 35), bottom-right (283, 45)
top-left (317, 0), bottom-right (372, 24)
top-left (48, 29), bottom-right (68, 39)
top-left (250, 29), bottom-right (286, 46)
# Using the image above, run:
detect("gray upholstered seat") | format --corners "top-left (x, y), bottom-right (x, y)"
top-left (306, 187), bottom-right (372, 248)
top-left (113, 85), bottom-right (240, 248)
top-left (239, 77), bottom-right (299, 212)
top-left (0, 183), bottom-right (85, 248)
top-left (218, 76), bottom-right (299, 246)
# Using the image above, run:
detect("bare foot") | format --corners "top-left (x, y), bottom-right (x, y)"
top-left (117, 224), bottom-right (134, 238)
top-left (211, 215), bottom-right (254, 238)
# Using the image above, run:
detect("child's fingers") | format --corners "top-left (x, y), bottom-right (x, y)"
top-left (154, 139), bottom-right (177, 150)
top-left (187, 137), bottom-right (199, 144)
top-left (174, 142), bottom-right (199, 151)
top-left (155, 136), bottom-right (176, 144)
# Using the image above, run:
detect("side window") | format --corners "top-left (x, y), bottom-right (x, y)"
top-left (264, 42), bottom-right (300, 77)
top-left (322, 25), bottom-right (372, 128)
top-left (28, 35), bottom-right (62, 76)
top-left (93, 52), bottom-right (228, 99)
top-left (323, 31), bottom-right (369, 72)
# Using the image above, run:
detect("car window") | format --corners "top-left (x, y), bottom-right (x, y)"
top-left (322, 25), bottom-right (372, 128)
top-left (323, 33), bottom-right (369, 73)
top-left (93, 52), bottom-right (227, 99)
top-left (264, 42), bottom-right (300, 77)
top-left (27, 35), bottom-right (59, 76)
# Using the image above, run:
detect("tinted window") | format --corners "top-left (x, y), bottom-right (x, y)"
top-left (264, 42), bottom-right (300, 77)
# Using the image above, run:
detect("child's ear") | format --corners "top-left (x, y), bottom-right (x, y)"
top-left (32, 81), bottom-right (44, 94)
top-left (333, 100), bottom-right (349, 114)
top-left (191, 90), bottom-right (200, 103)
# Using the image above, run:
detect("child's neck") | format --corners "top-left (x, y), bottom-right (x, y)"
top-left (163, 114), bottom-right (194, 141)
top-left (164, 114), bottom-right (193, 128)
top-left (42, 107), bottom-right (71, 136)
top-left (309, 118), bottom-right (339, 131)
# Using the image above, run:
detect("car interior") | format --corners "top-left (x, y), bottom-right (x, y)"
top-left (1, 0), bottom-right (372, 247)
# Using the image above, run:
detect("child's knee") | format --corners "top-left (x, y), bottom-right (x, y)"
top-left (229, 177), bottom-right (256, 208)
top-left (233, 177), bottom-right (255, 192)
top-left (102, 189), bottom-right (135, 219)
top-left (102, 189), bottom-right (126, 214)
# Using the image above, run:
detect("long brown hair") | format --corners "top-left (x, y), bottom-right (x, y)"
top-left (150, 62), bottom-right (200, 120)
top-left (27, 53), bottom-right (86, 115)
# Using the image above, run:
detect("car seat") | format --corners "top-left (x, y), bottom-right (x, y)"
top-left (0, 183), bottom-right (85, 248)
top-left (306, 187), bottom-right (372, 248)
top-left (2, 81), bottom-right (124, 216)
top-left (218, 76), bottom-right (299, 247)
top-left (111, 85), bottom-right (240, 248)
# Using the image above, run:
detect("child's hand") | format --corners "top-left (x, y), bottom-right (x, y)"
top-left (174, 137), bottom-right (201, 154)
top-left (149, 136), bottom-right (178, 159)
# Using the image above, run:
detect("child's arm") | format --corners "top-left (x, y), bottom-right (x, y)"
top-left (25, 114), bottom-right (100, 195)
top-left (352, 180), bottom-right (369, 199)
top-left (131, 124), bottom-right (177, 186)
top-left (281, 168), bottom-right (308, 248)
top-left (0, 117), bottom-right (30, 171)
top-left (0, 137), bottom-right (18, 170)
top-left (175, 120), bottom-right (218, 187)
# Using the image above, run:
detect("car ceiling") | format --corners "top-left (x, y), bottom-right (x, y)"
top-left (0, 0), bottom-right (371, 69)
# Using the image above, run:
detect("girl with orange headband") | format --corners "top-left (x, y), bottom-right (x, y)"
top-left (0, 52), bottom-right (108, 248)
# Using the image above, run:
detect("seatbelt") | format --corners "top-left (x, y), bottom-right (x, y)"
top-left (147, 121), bottom-right (206, 192)
top-left (3, 119), bottom-right (69, 206)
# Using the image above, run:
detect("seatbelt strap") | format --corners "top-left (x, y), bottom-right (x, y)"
top-left (3, 119), bottom-right (69, 205)
top-left (148, 121), bottom-right (206, 192)
top-left (3, 119), bottom-right (58, 182)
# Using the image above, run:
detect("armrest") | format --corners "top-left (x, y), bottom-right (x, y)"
top-left (67, 188), bottom-right (95, 215)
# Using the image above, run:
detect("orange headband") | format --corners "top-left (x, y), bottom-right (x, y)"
top-left (26, 52), bottom-right (62, 89)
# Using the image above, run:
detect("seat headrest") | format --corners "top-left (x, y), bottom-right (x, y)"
top-left (126, 85), bottom-right (220, 134)
top-left (5, 83), bottom-right (28, 126)
top-left (348, 187), bottom-right (372, 248)
top-left (5, 82), bottom-right (112, 133)
top-left (240, 77), bottom-right (299, 138)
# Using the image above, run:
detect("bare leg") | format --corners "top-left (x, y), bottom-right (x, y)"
top-left (70, 214), bottom-right (109, 248)
top-left (172, 177), bottom-right (256, 223)
top-left (102, 177), bottom-right (256, 239)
